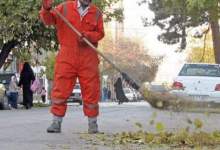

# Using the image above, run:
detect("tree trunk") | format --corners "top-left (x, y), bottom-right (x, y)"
top-left (0, 40), bottom-right (19, 69)
top-left (210, 19), bottom-right (220, 64)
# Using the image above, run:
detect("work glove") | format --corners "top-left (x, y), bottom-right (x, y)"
top-left (78, 32), bottom-right (89, 47)
top-left (42, 0), bottom-right (54, 10)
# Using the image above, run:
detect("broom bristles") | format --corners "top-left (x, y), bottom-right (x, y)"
top-left (139, 84), bottom-right (220, 113)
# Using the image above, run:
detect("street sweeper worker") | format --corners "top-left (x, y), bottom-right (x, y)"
top-left (39, 0), bottom-right (104, 133)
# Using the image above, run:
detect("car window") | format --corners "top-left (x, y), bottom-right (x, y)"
top-left (0, 73), bottom-right (14, 84)
top-left (0, 73), bottom-right (15, 89)
top-left (179, 64), bottom-right (220, 77)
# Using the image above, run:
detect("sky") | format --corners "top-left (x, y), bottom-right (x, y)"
top-left (121, 0), bottom-right (187, 83)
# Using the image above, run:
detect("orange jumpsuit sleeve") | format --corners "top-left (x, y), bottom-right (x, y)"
top-left (84, 13), bottom-right (105, 43)
top-left (39, 5), bottom-right (63, 26)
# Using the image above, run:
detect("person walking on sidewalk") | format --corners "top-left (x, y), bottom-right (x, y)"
top-left (41, 87), bottom-right (47, 103)
top-left (18, 62), bottom-right (35, 109)
top-left (40, 0), bottom-right (104, 133)
top-left (8, 75), bottom-right (19, 109)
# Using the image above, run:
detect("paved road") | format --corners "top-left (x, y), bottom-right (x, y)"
top-left (0, 102), bottom-right (220, 150)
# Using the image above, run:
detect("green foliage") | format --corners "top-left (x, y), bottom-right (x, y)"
top-left (0, 0), bottom-right (55, 54)
top-left (93, 0), bottom-right (124, 22)
top-left (188, 46), bottom-right (215, 63)
top-left (0, 0), bottom-right (123, 66)
top-left (155, 122), bottom-right (165, 132)
top-left (186, 0), bottom-right (219, 21)
top-left (0, 0), bottom-right (41, 42)
top-left (193, 118), bottom-right (203, 129)
top-left (143, 0), bottom-right (219, 50)
top-left (188, 33), bottom-right (215, 63)
top-left (43, 52), bottom-right (56, 80)
top-left (13, 48), bottom-right (31, 62)
top-left (0, 0), bottom-right (122, 46)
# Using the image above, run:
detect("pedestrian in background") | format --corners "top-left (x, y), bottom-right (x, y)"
top-left (18, 62), bottom-right (35, 109)
top-left (8, 75), bottom-right (19, 109)
top-left (41, 87), bottom-right (47, 103)
top-left (102, 87), bottom-right (108, 102)
top-left (107, 89), bottom-right (111, 101)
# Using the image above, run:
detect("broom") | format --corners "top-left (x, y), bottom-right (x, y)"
top-left (53, 8), bottom-right (220, 113)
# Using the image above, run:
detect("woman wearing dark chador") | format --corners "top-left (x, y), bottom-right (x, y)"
top-left (18, 62), bottom-right (35, 109)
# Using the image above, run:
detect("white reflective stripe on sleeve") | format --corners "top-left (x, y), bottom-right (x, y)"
top-left (62, 2), bottom-right (67, 16)
top-left (95, 10), bottom-right (101, 23)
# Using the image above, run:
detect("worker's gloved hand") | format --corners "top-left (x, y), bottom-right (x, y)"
top-left (42, 0), bottom-right (54, 10)
top-left (78, 32), bottom-right (88, 47)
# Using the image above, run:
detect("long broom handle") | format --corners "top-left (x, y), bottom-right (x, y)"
top-left (54, 9), bottom-right (122, 73)
top-left (54, 9), bottom-right (140, 90)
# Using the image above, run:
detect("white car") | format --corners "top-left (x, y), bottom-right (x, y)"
top-left (123, 88), bottom-right (137, 101)
top-left (68, 83), bottom-right (82, 105)
top-left (0, 83), bottom-right (7, 109)
top-left (170, 63), bottom-right (220, 102)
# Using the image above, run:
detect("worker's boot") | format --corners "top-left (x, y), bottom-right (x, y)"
top-left (47, 116), bottom-right (62, 133)
top-left (88, 117), bottom-right (98, 134)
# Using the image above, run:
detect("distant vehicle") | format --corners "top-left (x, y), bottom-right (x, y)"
top-left (123, 88), bottom-right (137, 101)
top-left (0, 73), bottom-right (15, 89)
top-left (0, 83), bottom-right (7, 109)
top-left (170, 63), bottom-right (220, 102)
top-left (68, 83), bottom-right (82, 105)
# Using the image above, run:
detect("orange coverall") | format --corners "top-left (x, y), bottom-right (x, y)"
top-left (40, 0), bottom-right (104, 117)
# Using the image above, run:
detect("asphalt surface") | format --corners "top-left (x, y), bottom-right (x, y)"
top-left (0, 101), bottom-right (220, 150)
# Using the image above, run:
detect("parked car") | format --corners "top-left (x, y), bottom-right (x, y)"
top-left (68, 83), bottom-right (82, 105)
top-left (170, 63), bottom-right (220, 102)
top-left (0, 83), bottom-right (7, 109)
top-left (0, 73), bottom-right (14, 109)
top-left (123, 87), bottom-right (137, 101)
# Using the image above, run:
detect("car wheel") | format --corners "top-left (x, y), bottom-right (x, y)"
top-left (79, 100), bottom-right (82, 105)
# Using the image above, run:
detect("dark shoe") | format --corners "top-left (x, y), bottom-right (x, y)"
top-left (88, 117), bottom-right (98, 134)
top-left (47, 121), bottom-right (61, 133)
top-left (25, 103), bottom-right (31, 109)
top-left (25, 105), bottom-right (29, 109)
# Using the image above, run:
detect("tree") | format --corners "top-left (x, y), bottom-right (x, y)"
top-left (43, 52), bottom-right (56, 81)
top-left (188, 30), bottom-right (215, 63)
top-left (140, 0), bottom-right (220, 63)
top-left (0, 0), bottom-right (123, 69)
top-left (99, 30), bottom-right (162, 84)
